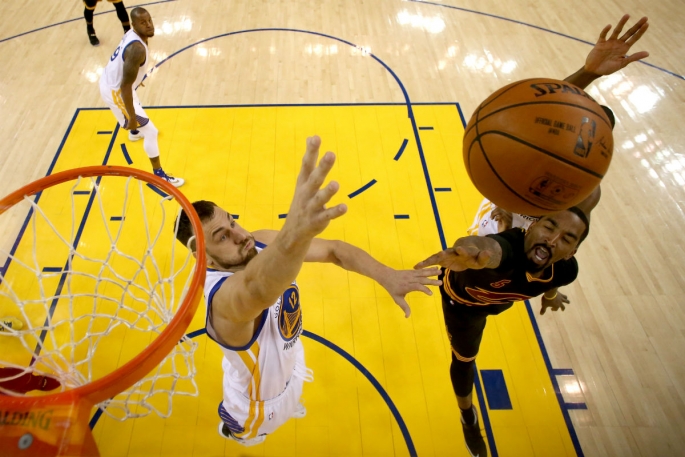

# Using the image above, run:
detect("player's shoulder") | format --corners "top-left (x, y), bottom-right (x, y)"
top-left (253, 229), bottom-right (277, 246)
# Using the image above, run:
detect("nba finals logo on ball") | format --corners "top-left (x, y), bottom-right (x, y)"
top-left (463, 78), bottom-right (614, 216)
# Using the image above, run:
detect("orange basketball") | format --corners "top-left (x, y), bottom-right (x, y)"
top-left (463, 78), bottom-right (613, 216)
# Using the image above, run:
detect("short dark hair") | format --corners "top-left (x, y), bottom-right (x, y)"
top-left (600, 105), bottom-right (616, 129)
top-left (565, 206), bottom-right (590, 245)
top-left (174, 200), bottom-right (218, 251)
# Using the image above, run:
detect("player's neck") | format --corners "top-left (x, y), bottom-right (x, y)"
top-left (132, 30), bottom-right (148, 45)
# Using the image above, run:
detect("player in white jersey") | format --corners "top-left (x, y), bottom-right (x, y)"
top-left (99, 7), bottom-right (184, 187)
top-left (175, 136), bottom-right (442, 446)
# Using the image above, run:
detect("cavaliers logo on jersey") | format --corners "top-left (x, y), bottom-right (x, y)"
top-left (490, 280), bottom-right (511, 289)
top-left (278, 285), bottom-right (302, 342)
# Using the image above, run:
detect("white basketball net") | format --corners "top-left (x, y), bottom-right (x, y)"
top-left (0, 174), bottom-right (200, 420)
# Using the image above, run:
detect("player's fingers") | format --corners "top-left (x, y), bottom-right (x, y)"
top-left (317, 203), bottom-right (347, 222)
top-left (310, 180), bottom-right (340, 209)
top-left (477, 250), bottom-right (492, 267)
top-left (415, 267), bottom-right (442, 277)
top-left (417, 276), bottom-right (442, 287)
top-left (540, 305), bottom-right (547, 315)
top-left (561, 296), bottom-right (570, 304)
top-left (561, 303), bottom-right (566, 312)
top-left (610, 14), bottom-right (630, 40)
top-left (597, 23), bottom-right (612, 42)
top-left (394, 298), bottom-right (411, 318)
top-left (622, 17), bottom-right (648, 44)
top-left (298, 136), bottom-right (321, 184)
top-left (307, 151), bottom-right (337, 190)
top-left (623, 51), bottom-right (650, 66)
top-left (414, 254), bottom-right (441, 269)
top-left (413, 284), bottom-right (433, 296)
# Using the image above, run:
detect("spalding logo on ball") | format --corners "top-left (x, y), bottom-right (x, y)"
top-left (463, 78), bottom-right (613, 216)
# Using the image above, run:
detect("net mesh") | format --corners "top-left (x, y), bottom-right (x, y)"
top-left (0, 174), bottom-right (200, 420)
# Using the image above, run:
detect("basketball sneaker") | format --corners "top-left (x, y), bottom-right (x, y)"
top-left (218, 422), bottom-right (266, 446)
top-left (153, 168), bottom-right (185, 188)
top-left (128, 130), bottom-right (144, 141)
top-left (461, 406), bottom-right (488, 457)
top-left (88, 31), bottom-right (100, 47)
top-left (0, 317), bottom-right (24, 333)
top-left (292, 402), bottom-right (307, 419)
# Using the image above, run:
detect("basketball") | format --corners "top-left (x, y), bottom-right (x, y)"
top-left (463, 78), bottom-right (614, 216)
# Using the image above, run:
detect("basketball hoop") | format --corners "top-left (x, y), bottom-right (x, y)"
top-left (0, 166), bottom-right (206, 456)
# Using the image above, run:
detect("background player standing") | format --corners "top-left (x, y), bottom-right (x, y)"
top-left (99, 8), bottom-right (184, 187)
top-left (83, 0), bottom-right (131, 46)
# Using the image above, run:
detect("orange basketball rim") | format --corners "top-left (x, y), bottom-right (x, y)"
top-left (0, 166), bottom-right (206, 457)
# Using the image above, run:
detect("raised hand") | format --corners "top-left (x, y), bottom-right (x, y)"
top-left (378, 267), bottom-right (443, 317)
top-left (283, 136), bottom-right (348, 241)
top-left (540, 291), bottom-right (570, 315)
top-left (585, 14), bottom-right (649, 76)
top-left (415, 235), bottom-right (502, 272)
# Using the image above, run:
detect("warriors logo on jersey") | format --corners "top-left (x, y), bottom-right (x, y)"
top-left (278, 285), bottom-right (302, 342)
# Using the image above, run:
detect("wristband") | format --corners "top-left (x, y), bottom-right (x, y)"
top-left (543, 292), bottom-right (557, 300)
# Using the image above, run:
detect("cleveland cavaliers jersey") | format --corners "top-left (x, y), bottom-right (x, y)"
top-left (203, 246), bottom-right (304, 402)
top-left (441, 228), bottom-right (578, 313)
top-left (100, 30), bottom-right (148, 91)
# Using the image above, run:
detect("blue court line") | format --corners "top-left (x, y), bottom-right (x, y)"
top-left (394, 215), bottom-right (410, 219)
top-left (120, 144), bottom-right (133, 165)
top-left (302, 330), bottom-right (417, 457)
top-left (434, 187), bottom-right (452, 192)
top-left (0, 110), bottom-right (80, 281)
top-left (110, 216), bottom-right (124, 221)
top-left (480, 369), bottom-right (513, 410)
top-left (146, 183), bottom-right (169, 198)
top-left (278, 214), bottom-right (287, 219)
top-left (41, 267), bottom-right (62, 273)
top-left (409, 0), bottom-right (684, 81)
top-left (456, 103), bottom-right (467, 129)
top-left (0, 0), bottom-right (177, 44)
top-left (73, 190), bottom-right (91, 195)
top-left (97, 131), bottom-right (113, 135)
top-left (31, 124), bottom-right (121, 363)
top-left (418, 126), bottom-right (434, 131)
top-left (524, 299), bottom-right (584, 456)
top-left (76, 102), bottom-right (462, 110)
top-left (139, 28), bottom-right (443, 259)
top-left (89, 327), bottom-right (418, 457)
top-left (393, 139), bottom-right (409, 161)
top-left (348, 179), bottom-right (377, 198)
top-left (565, 403), bottom-right (588, 410)
top-left (553, 368), bottom-right (576, 376)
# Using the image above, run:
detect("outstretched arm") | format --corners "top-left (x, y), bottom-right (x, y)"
top-left (414, 235), bottom-right (503, 272)
top-left (210, 137), bottom-right (347, 346)
top-left (565, 14), bottom-right (649, 89)
top-left (253, 231), bottom-right (442, 318)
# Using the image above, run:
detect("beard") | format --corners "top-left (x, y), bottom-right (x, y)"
top-left (214, 240), bottom-right (258, 270)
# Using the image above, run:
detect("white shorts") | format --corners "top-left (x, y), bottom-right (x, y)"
top-left (99, 83), bottom-right (150, 129)
top-left (467, 198), bottom-right (539, 236)
top-left (218, 346), bottom-right (310, 439)
top-left (467, 199), bottom-right (499, 236)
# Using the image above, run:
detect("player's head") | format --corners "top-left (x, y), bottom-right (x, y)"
top-left (523, 207), bottom-right (589, 272)
top-left (175, 201), bottom-right (258, 270)
top-left (600, 105), bottom-right (616, 129)
top-left (131, 8), bottom-right (154, 38)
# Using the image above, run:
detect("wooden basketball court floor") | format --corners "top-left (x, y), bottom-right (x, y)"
top-left (1, 1), bottom-right (684, 456)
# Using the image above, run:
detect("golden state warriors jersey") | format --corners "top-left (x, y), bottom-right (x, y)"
top-left (204, 246), bottom-right (305, 402)
top-left (100, 30), bottom-right (148, 91)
